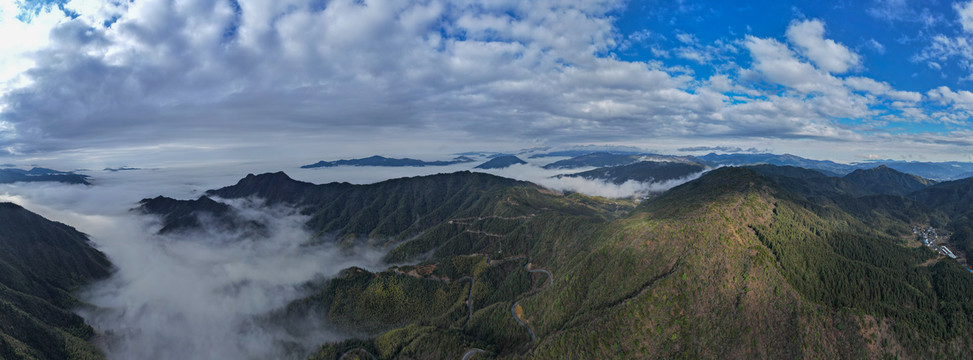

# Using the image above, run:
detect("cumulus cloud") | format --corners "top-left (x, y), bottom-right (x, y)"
top-left (745, 35), bottom-right (845, 94)
top-left (845, 77), bottom-right (922, 102)
top-left (0, 1), bottom-right (965, 166)
top-left (785, 19), bottom-right (861, 73)
top-left (927, 85), bottom-right (973, 109)
top-left (0, 0), bottom-right (644, 155)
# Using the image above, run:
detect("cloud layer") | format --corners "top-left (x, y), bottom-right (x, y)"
top-left (0, 156), bottom-right (706, 358)
top-left (0, 177), bottom-right (387, 360)
top-left (0, 0), bottom-right (970, 166)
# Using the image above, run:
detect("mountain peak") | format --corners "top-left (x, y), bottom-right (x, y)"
top-left (233, 171), bottom-right (297, 185)
top-left (206, 171), bottom-right (313, 204)
top-left (0, 201), bottom-right (24, 210)
top-left (844, 164), bottom-right (934, 195)
top-left (475, 155), bottom-right (526, 169)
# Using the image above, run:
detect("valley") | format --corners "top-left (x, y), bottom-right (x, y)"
top-left (2, 157), bottom-right (973, 359)
top-left (6, 1), bottom-right (973, 359)
top-left (131, 163), bottom-right (973, 359)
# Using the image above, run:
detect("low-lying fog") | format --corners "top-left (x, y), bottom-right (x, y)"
top-left (0, 158), bottom-right (706, 359)
top-left (0, 180), bottom-right (387, 359)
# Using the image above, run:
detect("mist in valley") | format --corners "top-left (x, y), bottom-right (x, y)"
top-left (0, 172), bottom-right (387, 360)
top-left (0, 160), bottom-right (706, 359)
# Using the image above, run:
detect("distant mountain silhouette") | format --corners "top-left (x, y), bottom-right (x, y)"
top-left (542, 152), bottom-right (646, 169)
top-left (301, 155), bottom-right (475, 168)
top-left (0, 167), bottom-right (89, 185)
top-left (474, 155), bottom-right (526, 169)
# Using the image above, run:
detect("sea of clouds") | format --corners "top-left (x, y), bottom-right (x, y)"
top-left (0, 157), bottom-right (705, 359)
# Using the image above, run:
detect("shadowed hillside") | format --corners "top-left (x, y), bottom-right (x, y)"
top-left (135, 168), bottom-right (973, 359)
top-left (0, 203), bottom-right (112, 360)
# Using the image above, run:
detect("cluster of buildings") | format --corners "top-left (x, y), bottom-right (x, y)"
top-left (913, 226), bottom-right (958, 259)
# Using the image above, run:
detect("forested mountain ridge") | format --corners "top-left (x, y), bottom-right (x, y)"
top-left (0, 202), bottom-right (111, 360)
top-left (142, 171), bottom-right (540, 246)
top-left (843, 165), bottom-right (936, 196)
top-left (132, 166), bottom-right (973, 359)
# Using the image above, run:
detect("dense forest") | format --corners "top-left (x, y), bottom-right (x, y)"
top-left (0, 203), bottom-right (110, 360)
top-left (6, 163), bottom-right (973, 359)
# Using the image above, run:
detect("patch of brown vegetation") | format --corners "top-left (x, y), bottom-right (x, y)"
top-left (536, 187), bottom-right (561, 196)
top-left (858, 315), bottom-right (908, 359)
top-left (919, 256), bottom-right (941, 267)
top-left (415, 264), bottom-right (436, 276)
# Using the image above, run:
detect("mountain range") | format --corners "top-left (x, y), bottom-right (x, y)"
top-left (689, 153), bottom-right (973, 180)
top-left (300, 155), bottom-right (475, 168)
top-left (294, 150), bottom-right (973, 182)
top-left (0, 168), bottom-right (89, 185)
top-left (6, 158), bottom-right (973, 358)
top-left (474, 155), bottom-right (527, 169)
top-left (135, 164), bottom-right (973, 359)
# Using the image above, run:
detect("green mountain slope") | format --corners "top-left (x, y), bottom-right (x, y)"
top-left (140, 168), bottom-right (973, 359)
top-left (844, 165), bottom-right (936, 196)
top-left (148, 171), bottom-right (538, 245)
top-left (914, 177), bottom-right (973, 262)
top-left (0, 202), bottom-right (111, 360)
top-left (297, 168), bottom-right (973, 359)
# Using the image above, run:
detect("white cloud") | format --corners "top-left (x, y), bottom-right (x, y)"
top-left (0, 2), bottom-right (67, 99)
top-left (785, 19), bottom-right (861, 73)
top-left (914, 34), bottom-right (973, 71)
top-left (675, 32), bottom-right (696, 44)
top-left (844, 77), bottom-right (922, 102)
top-left (956, 0), bottom-right (973, 32)
top-left (0, 1), bottom-right (965, 167)
top-left (744, 35), bottom-right (846, 95)
top-left (867, 38), bottom-right (886, 54)
top-left (476, 163), bottom-right (708, 198)
top-left (927, 85), bottom-right (973, 109)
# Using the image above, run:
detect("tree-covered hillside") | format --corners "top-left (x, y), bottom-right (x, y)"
top-left (0, 202), bottom-right (111, 360)
top-left (139, 167), bottom-right (973, 359)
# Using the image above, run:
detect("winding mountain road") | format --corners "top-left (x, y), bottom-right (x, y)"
top-left (510, 301), bottom-right (537, 343)
top-left (527, 267), bottom-right (553, 287)
top-left (509, 262), bottom-right (555, 344)
top-left (339, 348), bottom-right (377, 360)
top-left (461, 348), bottom-right (488, 360)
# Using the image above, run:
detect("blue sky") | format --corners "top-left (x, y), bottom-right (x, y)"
top-left (614, 0), bottom-right (965, 92)
top-left (0, 0), bottom-right (972, 168)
